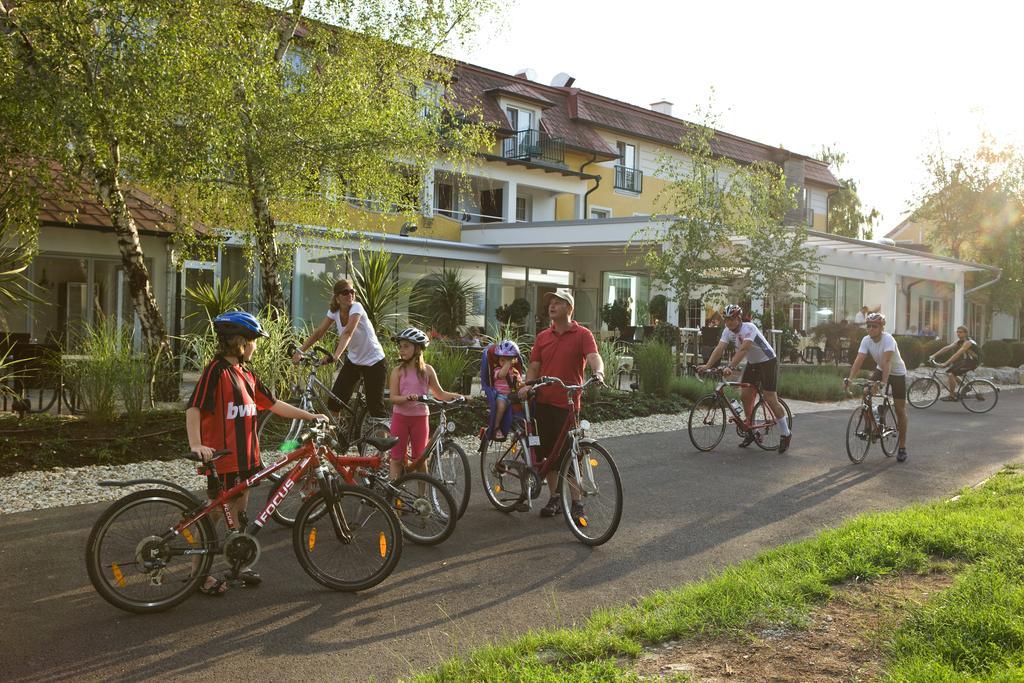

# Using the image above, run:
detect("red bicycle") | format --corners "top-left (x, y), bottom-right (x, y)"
top-left (85, 422), bottom-right (402, 614)
top-left (687, 367), bottom-right (793, 452)
top-left (479, 375), bottom-right (622, 546)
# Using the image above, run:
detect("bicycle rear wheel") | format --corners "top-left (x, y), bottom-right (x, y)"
top-left (845, 407), bottom-right (871, 464)
top-left (429, 441), bottom-right (471, 519)
top-left (750, 398), bottom-right (793, 451)
top-left (480, 436), bottom-right (529, 512)
top-left (85, 489), bottom-right (216, 614)
top-left (960, 379), bottom-right (998, 414)
top-left (877, 402), bottom-right (899, 457)
top-left (907, 378), bottom-right (940, 409)
top-left (687, 395), bottom-right (726, 452)
top-left (558, 441), bottom-right (622, 546)
top-left (292, 482), bottom-right (401, 592)
top-left (389, 472), bottom-right (457, 545)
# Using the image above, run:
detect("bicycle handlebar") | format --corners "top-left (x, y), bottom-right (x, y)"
top-left (287, 343), bottom-right (334, 365)
top-left (183, 449), bottom-right (231, 463)
top-left (523, 375), bottom-right (602, 392)
top-left (411, 395), bottom-right (468, 407)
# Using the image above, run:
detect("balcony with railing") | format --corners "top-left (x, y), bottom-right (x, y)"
top-left (501, 129), bottom-right (566, 166)
top-left (614, 165), bottom-right (643, 193)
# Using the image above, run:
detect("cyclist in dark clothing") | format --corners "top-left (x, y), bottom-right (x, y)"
top-left (929, 325), bottom-right (980, 400)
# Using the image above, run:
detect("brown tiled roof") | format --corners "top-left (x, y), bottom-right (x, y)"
top-left (35, 171), bottom-right (208, 237)
top-left (450, 62), bottom-right (841, 188)
top-left (449, 64), bottom-right (618, 158)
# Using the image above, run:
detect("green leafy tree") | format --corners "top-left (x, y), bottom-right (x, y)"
top-left (0, 1), bottom-right (216, 400)
top-left (817, 146), bottom-right (880, 239)
top-left (915, 136), bottom-right (1024, 312)
top-left (640, 114), bottom-right (816, 324)
top-left (146, 0), bottom-right (494, 315)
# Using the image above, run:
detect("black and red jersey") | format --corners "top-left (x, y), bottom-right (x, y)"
top-left (188, 357), bottom-right (276, 474)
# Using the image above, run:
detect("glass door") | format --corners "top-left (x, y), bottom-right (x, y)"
top-left (181, 260), bottom-right (219, 337)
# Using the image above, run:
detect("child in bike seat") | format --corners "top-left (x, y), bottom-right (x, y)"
top-left (490, 340), bottom-right (523, 439)
top-left (186, 311), bottom-right (326, 596)
top-left (388, 327), bottom-right (466, 481)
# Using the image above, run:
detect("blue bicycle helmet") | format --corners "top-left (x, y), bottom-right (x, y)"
top-left (213, 311), bottom-right (269, 339)
top-left (494, 339), bottom-right (520, 357)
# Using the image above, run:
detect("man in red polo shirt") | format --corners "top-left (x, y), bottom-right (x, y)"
top-left (518, 288), bottom-right (604, 518)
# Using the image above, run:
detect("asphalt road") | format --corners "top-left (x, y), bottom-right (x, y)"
top-left (2, 394), bottom-right (1022, 682)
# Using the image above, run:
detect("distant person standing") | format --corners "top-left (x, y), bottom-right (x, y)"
top-left (854, 306), bottom-right (870, 325)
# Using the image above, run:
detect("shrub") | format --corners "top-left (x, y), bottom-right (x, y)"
top-left (424, 342), bottom-right (472, 392)
top-left (65, 321), bottom-right (145, 421)
top-left (1009, 342), bottom-right (1024, 368)
top-left (650, 321), bottom-right (680, 349)
top-left (893, 335), bottom-right (925, 370)
top-left (601, 298), bottom-right (631, 332)
top-left (669, 375), bottom-right (714, 403)
top-left (632, 341), bottom-right (674, 396)
top-left (982, 340), bottom-right (1012, 367)
top-left (777, 369), bottom-right (849, 402)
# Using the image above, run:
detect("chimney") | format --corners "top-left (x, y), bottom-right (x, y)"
top-left (650, 100), bottom-right (673, 116)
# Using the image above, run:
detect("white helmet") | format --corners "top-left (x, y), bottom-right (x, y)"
top-left (865, 312), bottom-right (885, 325)
top-left (723, 304), bottom-right (743, 319)
top-left (393, 327), bottom-right (429, 347)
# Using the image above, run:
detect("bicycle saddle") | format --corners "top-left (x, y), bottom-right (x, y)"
top-left (365, 434), bottom-right (400, 452)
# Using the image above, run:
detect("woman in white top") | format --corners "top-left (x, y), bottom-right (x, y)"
top-left (293, 279), bottom-right (388, 418)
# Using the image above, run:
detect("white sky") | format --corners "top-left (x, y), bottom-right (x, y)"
top-left (448, 0), bottom-right (1024, 232)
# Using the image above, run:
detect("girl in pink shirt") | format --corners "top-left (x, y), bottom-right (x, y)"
top-left (387, 327), bottom-right (465, 480)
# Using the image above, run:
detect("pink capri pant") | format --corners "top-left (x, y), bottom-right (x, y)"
top-left (390, 412), bottom-right (429, 462)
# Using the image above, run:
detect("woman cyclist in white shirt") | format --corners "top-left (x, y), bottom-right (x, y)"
top-left (292, 279), bottom-right (388, 419)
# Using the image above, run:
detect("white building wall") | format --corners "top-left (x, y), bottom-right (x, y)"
top-left (809, 187), bottom-right (828, 215)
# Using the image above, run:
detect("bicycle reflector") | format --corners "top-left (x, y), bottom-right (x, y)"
top-left (281, 439), bottom-right (300, 452)
top-left (379, 532), bottom-right (388, 558)
top-left (182, 528), bottom-right (195, 545)
top-left (307, 528), bottom-right (317, 552)
top-left (111, 563), bottom-right (126, 588)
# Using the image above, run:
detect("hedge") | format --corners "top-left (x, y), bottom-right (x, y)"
top-left (983, 340), bottom-right (1012, 367)
top-left (1010, 342), bottom-right (1024, 368)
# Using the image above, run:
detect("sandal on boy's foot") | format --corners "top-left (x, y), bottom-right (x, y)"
top-left (738, 432), bottom-right (756, 448)
top-left (198, 575), bottom-right (229, 596)
top-left (570, 502), bottom-right (588, 528)
top-left (896, 447), bottom-right (908, 463)
top-left (539, 497), bottom-right (561, 517)
top-left (493, 431), bottom-right (505, 441)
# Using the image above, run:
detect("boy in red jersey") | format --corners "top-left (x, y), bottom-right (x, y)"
top-left (186, 311), bottom-right (326, 596)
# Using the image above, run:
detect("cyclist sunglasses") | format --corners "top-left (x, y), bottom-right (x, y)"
top-left (337, 288), bottom-right (355, 295)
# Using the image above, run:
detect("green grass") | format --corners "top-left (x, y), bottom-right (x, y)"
top-left (410, 468), bottom-right (1024, 682)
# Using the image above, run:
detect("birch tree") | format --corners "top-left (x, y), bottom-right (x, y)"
top-left (146, 0), bottom-right (494, 314)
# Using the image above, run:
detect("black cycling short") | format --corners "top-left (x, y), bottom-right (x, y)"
top-left (532, 402), bottom-right (571, 465)
top-left (741, 358), bottom-right (778, 393)
top-left (949, 359), bottom-right (978, 376)
top-left (870, 370), bottom-right (906, 401)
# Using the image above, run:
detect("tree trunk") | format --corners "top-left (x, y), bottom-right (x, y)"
top-left (81, 152), bottom-right (177, 403)
top-left (243, 149), bottom-right (287, 315)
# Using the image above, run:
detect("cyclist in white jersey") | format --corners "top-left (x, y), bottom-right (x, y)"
top-left (697, 305), bottom-right (792, 453)
top-left (844, 312), bottom-right (909, 462)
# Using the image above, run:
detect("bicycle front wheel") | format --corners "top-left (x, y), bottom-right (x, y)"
top-left (85, 489), bottom-right (216, 614)
top-left (877, 402), bottom-right (900, 457)
top-left (907, 378), bottom-right (940, 409)
top-left (960, 379), bottom-right (998, 414)
top-left (389, 472), bottom-right (457, 545)
top-left (258, 407), bottom-right (306, 467)
top-left (688, 395), bottom-right (726, 452)
top-left (292, 482), bottom-right (402, 592)
top-left (845, 407), bottom-right (871, 464)
top-left (480, 436), bottom-right (528, 512)
top-left (429, 441), bottom-right (471, 519)
top-left (559, 441), bottom-right (622, 546)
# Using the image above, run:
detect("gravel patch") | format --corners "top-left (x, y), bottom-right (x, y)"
top-left (3, 385), bottom-right (1019, 515)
